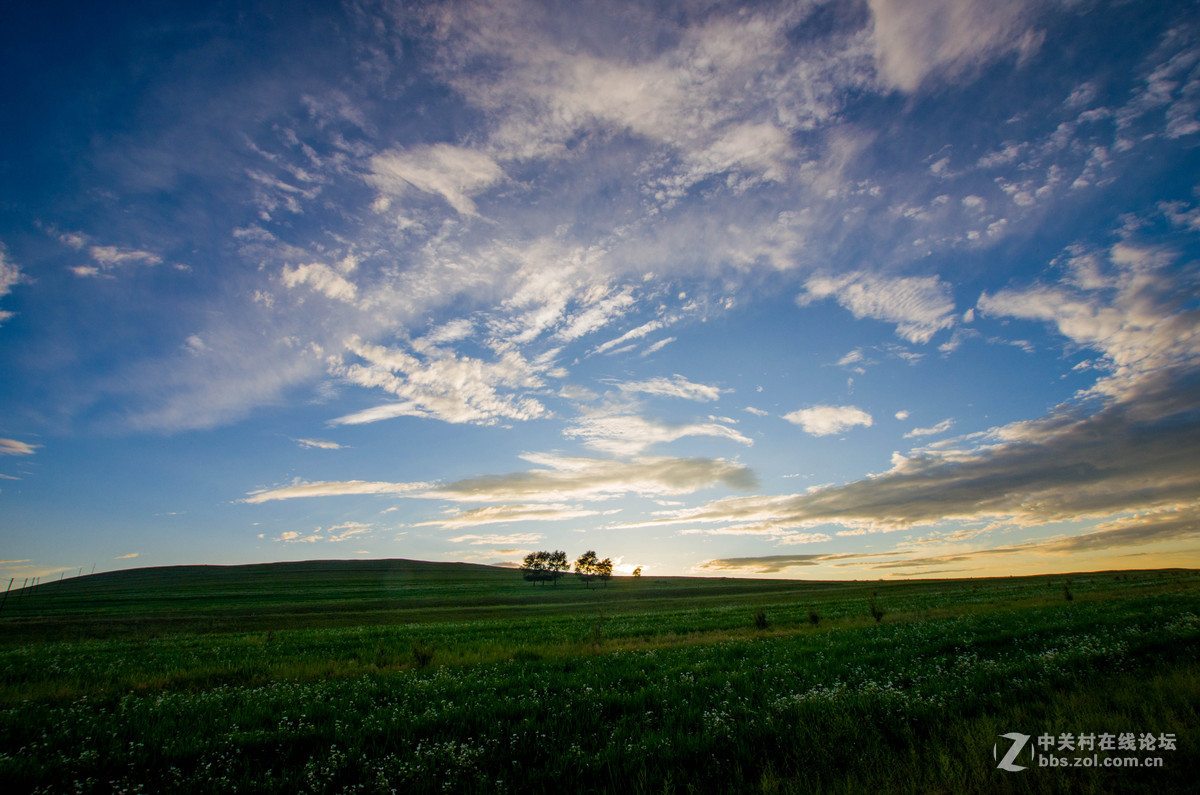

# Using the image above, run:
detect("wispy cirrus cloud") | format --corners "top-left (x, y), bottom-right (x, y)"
top-left (415, 503), bottom-right (604, 530)
top-left (244, 479), bottom-right (430, 504)
top-left (613, 374), bottom-right (724, 402)
top-left (367, 144), bottom-right (505, 218)
top-left (447, 533), bottom-right (545, 545)
top-left (0, 438), bottom-right (37, 456)
top-left (294, 438), bottom-right (346, 450)
top-left (564, 412), bottom-right (751, 456)
top-left (330, 335), bottom-right (551, 426)
top-left (696, 551), bottom-right (895, 574)
top-left (904, 418), bottom-right (954, 438)
top-left (64, 235), bottom-right (163, 278)
top-left (244, 453), bottom-right (756, 507)
top-left (435, 453), bottom-right (756, 503)
top-left (868, 0), bottom-right (1045, 93)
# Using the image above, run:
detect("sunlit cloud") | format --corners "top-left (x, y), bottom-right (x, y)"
top-left (783, 405), bottom-right (873, 436)
top-left (243, 479), bottom-right (431, 504)
top-left (904, 418), bottom-right (954, 438)
top-left (244, 453), bottom-right (756, 508)
top-left (434, 453), bottom-right (758, 503)
top-left (415, 503), bottom-right (604, 530)
top-left (0, 438), bottom-right (37, 456)
top-left (696, 551), bottom-right (894, 574)
top-left (447, 533), bottom-right (545, 545)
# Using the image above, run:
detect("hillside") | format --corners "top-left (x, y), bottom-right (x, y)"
top-left (2, 557), bottom-right (1192, 643)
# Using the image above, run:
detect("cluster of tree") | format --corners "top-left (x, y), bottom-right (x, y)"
top-left (520, 550), bottom-right (569, 585)
top-left (573, 550), bottom-right (613, 589)
top-left (520, 550), bottom-right (621, 588)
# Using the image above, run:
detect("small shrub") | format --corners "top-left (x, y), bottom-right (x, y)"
top-left (808, 609), bottom-right (820, 627)
top-left (868, 593), bottom-right (885, 624)
top-left (753, 610), bottom-right (770, 630)
top-left (1064, 581), bottom-right (1074, 601)
top-left (411, 644), bottom-right (435, 668)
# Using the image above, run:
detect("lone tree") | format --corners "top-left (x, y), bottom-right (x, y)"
top-left (575, 550), bottom-right (614, 589)
top-left (632, 566), bottom-right (642, 578)
top-left (522, 550), bottom-right (569, 586)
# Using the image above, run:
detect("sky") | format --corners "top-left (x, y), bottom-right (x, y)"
top-left (2, 0), bottom-right (1199, 582)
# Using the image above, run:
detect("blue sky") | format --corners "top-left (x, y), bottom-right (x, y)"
top-left (2, 0), bottom-right (1200, 581)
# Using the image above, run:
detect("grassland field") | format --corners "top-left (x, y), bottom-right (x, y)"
top-left (1, 560), bottom-right (1198, 793)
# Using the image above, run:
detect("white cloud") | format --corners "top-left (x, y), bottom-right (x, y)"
top-left (327, 522), bottom-right (373, 542)
top-left (89, 245), bottom-right (162, 268)
top-left (564, 412), bottom-right (751, 456)
top-left (72, 245), bottom-right (162, 277)
top-left (447, 533), bottom-right (545, 545)
top-left (591, 319), bottom-right (666, 356)
top-left (330, 335), bottom-right (550, 426)
top-left (294, 438), bottom-right (345, 450)
top-left (436, 453), bottom-right (757, 503)
top-left (641, 337), bottom-right (676, 356)
top-left (416, 503), bottom-right (601, 530)
top-left (868, 0), bottom-right (1044, 92)
top-left (244, 453), bottom-right (756, 508)
top-left (281, 262), bottom-right (358, 303)
top-left (783, 405), bottom-right (873, 436)
top-left (276, 530), bottom-right (322, 543)
top-left (243, 479), bottom-right (430, 504)
top-left (432, 0), bottom-right (870, 194)
top-left (367, 144), bottom-right (504, 217)
top-left (798, 272), bottom-right (956, 343)
top-left (904, 418), bottom-right (954, 438)
top-left (115, 553), bottom-right (139, 559)
top-left (614, 374), bottom-right (723, 402)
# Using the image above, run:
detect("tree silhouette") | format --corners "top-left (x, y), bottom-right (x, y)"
top-left (522, 550), bottom-right (569, 586)
top-left (574, 550), bottom-right (598, 588)
top-left (575, 551), bottom-right (613, 589)
top-left (597, 557), bottom-right (613, 588)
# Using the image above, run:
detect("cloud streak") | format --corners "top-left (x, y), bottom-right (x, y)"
top-left (245, 453), bottom-right (757, 507)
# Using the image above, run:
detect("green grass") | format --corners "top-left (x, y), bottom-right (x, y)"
top-left (2, 562), bottom-right (1198, 793)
